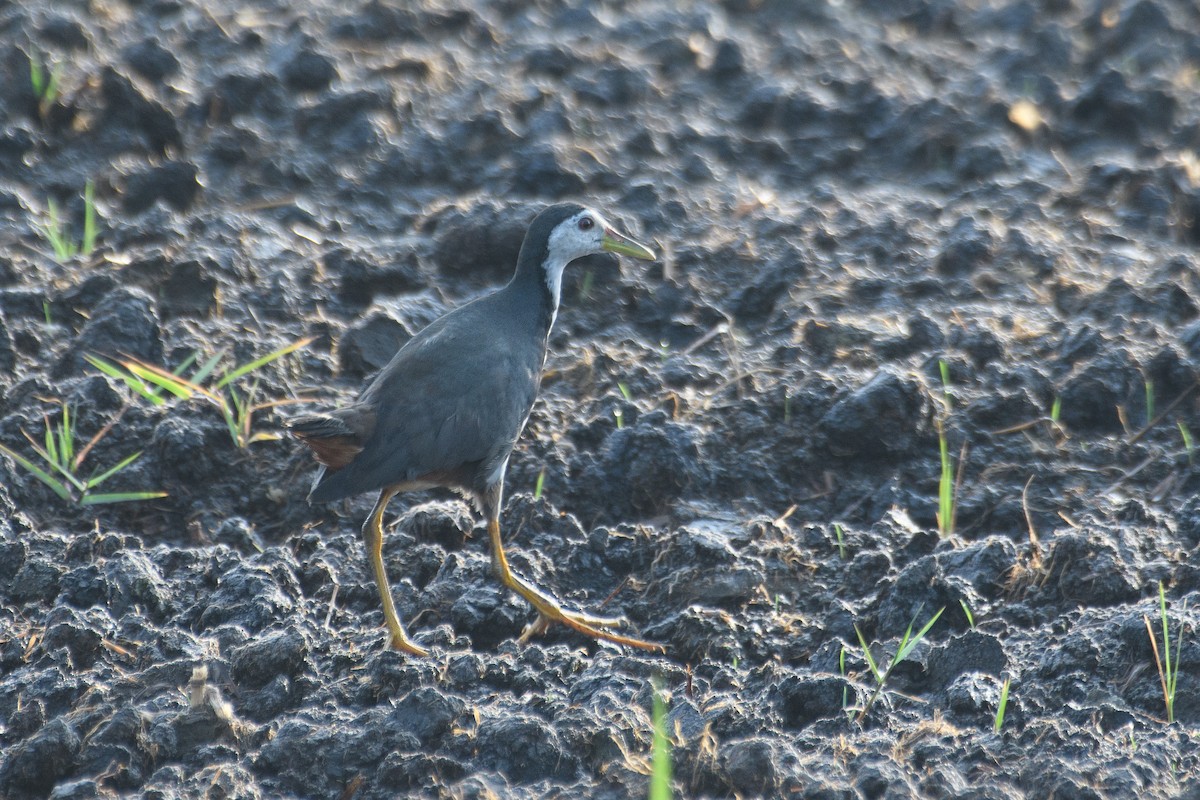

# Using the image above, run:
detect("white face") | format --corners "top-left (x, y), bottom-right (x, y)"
top-left (546, 208), bottom-right (609, 266)
top-left (542, 208), bottom-right (610, 315)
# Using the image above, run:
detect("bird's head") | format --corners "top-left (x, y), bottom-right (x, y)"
top-left (543, 204), bottom-right (657, 265)
top-left (524, 203), bottom-right (656, 319)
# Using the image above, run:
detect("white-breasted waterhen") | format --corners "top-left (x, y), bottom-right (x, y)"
top-left (289, 203), bottom-right (662, 656)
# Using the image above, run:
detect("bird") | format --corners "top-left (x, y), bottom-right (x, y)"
top-left (289, 203), bottom-right (663, 656)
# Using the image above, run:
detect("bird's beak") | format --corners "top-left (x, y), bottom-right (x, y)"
top-left (602, 227), bottom-right (656, 261)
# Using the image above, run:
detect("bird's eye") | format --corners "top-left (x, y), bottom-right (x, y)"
top-left (578, 217), bottom-right (594, 231)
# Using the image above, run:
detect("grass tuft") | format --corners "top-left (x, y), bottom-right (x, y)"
top-left (834, 522), bottom-right (847, 560)
top-left (853, 606), bottom-right (945, 722)
top-left (86, 350), bottom-right (211, 406)
top-left (37, 180), bottom-right (99, 262)
top-left (0, 405), bottom-right (166, 505)
top-left (86, 337), bottom-right (314, 448)
top-left (29, 49), bottom-right (63, 114)
top-left (1143, 581), bottom-right (1185, 724)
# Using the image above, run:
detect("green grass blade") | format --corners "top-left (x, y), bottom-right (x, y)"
top-left (1170, 608), bottom-right (1184, 716)
top-left (1159, 582), bottom-right (1169, 662)
top-left (840, 646), bottom-right (851, 718)
top-left (994, 677), bottom-right (1011, 733)
top-left (214, 336), bottom-right (314, 390)
top-left (230, 382), bottom-right (247, 415)
top-left (939, 358), bottom-right (952, 410)
top-left (30, 55), bottom-right (45, 97)
top-left (218, 400), bottom-right (241, 447)
top-left (855, 607), bottom-right (945, 723)
top-left (243, 379), bottom-right (260, 408)
top-left (44, 418), bottom-right (58, 466)
top-left (46, 64), bottom-right (61, 105)
top-left (171, 350), bottom-right (199, 376)
top-left (123, 359), bottom-right (227, 410)
top-left (189, 350), bottom-right (226, 386)
top-left (59, 406), bottom-right (74, 467)
top-left (81, 490), bottom-right (168, 505)
top-left (24, 435), bottom-right (86, 491)
top-left (893, 617), bottom-right (918, 663)
top-left (894, 606), bottom-right (944, 664)
top-left (82, 180), bottom-right (97, 254)
top-left (125, 362), bottom-right (199, 400)
top-left (85, 451), bottom-right (143, 489)
top-left (230, 384), bottom-right (251, 444)
top-left (0, 443), bottom-right (73, 501)
top-left (44, 199), bottom-right (77, 261)
top-left (854, 625), bottom-right (882, 683)
top-left (1158, 582), bottom-right (1177, 723)
top-left (959, 599), bottom-right (974, 629)
top-left (649, 679), bottom-right (672, 800)
top-left (1179, 421), bottom-right (1194, 465)
top-left (938, 423), bottom-right (954, 536)
top-left (84, 354), bottom-right (166, 403)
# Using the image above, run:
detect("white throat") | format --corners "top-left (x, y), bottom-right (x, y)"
top-left (543, 255), bottom-right (568, 331)
top-left (540, 207), bottom-right (610, 334)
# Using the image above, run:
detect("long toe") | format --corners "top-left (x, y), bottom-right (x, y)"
top-left (490, 520), bottom-right (663, 652)
top-left (390, 634), bottom-right (430, 657)
top-left (519, 608), bottom-right (665, 653)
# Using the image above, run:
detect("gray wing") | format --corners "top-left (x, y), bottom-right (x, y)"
top-left (308, 301), bottom-right (542, 501)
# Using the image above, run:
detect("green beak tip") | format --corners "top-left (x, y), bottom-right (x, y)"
top-left (603, 230), bottom-right (657, 261)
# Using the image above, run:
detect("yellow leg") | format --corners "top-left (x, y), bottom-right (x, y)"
top-left (363, 489), bottom-right (428, 656)
top-left (487, 517), bottom-right (664, 652)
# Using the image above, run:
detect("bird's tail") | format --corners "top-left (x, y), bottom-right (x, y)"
top-left (287, 413), bottom-right (364, 473)
top-left (287, 413), bottom-right (357, 441)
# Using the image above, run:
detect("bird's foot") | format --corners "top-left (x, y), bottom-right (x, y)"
top-left (489, 517), bottom-right (664, 652)
top-left (516, 597), bottom-right (665, 653)
top-left (388, 631), bottom-right (430, 657)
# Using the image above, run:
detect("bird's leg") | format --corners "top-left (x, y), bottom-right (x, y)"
top-left (363, 488), bottom-right (429, 656)
top-left (486, 516), bottom-right (664, 652)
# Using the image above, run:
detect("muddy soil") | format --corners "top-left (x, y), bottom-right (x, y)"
top-left (3, 0), bottom-right (1200, 798)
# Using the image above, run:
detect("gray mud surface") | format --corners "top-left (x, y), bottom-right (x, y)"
top-left (3, 1), bottom-right (1200, 797)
